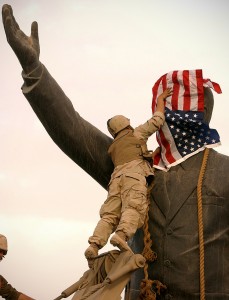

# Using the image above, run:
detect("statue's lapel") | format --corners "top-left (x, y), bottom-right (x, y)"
top-left (166, 152), bottom-right (205, 224)
top-left (152, 170), bottom-right (171, 217)
top-left (153, 152), bottom-right (205, 222)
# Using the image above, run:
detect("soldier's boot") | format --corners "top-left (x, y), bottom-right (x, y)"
top-left (110, 232), bottom-right (133, 253)
top-left (84, 243), bottom-right (99, 259)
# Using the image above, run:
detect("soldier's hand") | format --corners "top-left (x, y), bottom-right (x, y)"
top-left (2, 4), bottom-right (40, 73)
top-left (152, 147), bottom-right (161, 159)
top-left (161, 87), bottom-right (173, 100)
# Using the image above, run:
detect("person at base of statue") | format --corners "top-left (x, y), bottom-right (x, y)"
top-left (0, 234), bottom-right (35, 300)
top-left (84, 88), bottom-right (172, 259)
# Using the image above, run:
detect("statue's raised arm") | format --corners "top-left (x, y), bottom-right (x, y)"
top-left (2, 4), bottom-right (113, 189)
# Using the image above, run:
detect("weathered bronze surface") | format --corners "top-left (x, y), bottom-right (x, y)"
top-left (2, 5), bottom-right (229, 299)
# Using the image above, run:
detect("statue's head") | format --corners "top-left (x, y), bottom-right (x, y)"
top-left (203, 87), bottom-right (214, 124)
top-left (107, 115), bottom-right (131, 137)
top-left (151, 71), bottom-right (221, 170)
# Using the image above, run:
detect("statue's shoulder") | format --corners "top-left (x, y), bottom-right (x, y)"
top-left (209, 149), bottom-right (229, 172)
top-left (210, 148), bottom-right (229, 161)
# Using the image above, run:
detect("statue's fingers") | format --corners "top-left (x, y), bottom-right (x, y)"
top-left (2, 3), bottom-right (11, 18)
top-left (31, 21), bottom-right (39, 42)
top-left (10, 10), bottom-right (20, 30)
top-left (2, 4), bottom-right (11, 28)
top-left (2, 4), bottom-right (19, 36)
top-left (3, 14), bottom-right (17, 44)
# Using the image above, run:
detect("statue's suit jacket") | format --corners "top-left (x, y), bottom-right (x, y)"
top-left (22, 66), bottom-right (229, 300)
top-left (130, 152), bottom-right (229, 299)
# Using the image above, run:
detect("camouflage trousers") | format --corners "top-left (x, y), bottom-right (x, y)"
top-left (89, 172), bottom-right (148, 247)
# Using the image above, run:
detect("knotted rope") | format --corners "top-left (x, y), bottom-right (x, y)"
top-left (138, 148), bottom-right (209, 299)
top-left (138, 181), bottom-right (166, 300)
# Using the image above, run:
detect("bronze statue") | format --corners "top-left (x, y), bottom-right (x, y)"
top-left (2, 4), bottom-right (229, 299)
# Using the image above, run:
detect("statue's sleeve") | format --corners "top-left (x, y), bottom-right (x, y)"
top-left (21, 64), bottom-right (114, 189)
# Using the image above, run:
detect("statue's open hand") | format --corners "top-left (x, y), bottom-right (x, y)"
top-left (2, 4), bottom-right (40, 73)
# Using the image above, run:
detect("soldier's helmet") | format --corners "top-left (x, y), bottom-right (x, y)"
top-left (107, 115), bottom-right (131, 137)
top-left (0, 234), bottom-right (8, 252)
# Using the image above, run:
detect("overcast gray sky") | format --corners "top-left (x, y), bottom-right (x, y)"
top-left (0, 0), bottom-right (229, 299)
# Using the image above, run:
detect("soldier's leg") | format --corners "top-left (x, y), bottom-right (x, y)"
top-left (85, 177), bottom-right (122, 258)
top-left (115, 173), bottom-right (148, 240)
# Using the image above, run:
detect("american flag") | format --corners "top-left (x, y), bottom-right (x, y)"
top-left (152, 70), bottom-right (222, 171)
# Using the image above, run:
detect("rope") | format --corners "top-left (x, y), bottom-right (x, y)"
top-left (197, 148), bottom-right (209, 300)
top-left (141, 182), bottom-right (157, 265)
top-left (138, 148), bottom-right (209, 300)
top-left (138, 181), bottom-right (166, 300)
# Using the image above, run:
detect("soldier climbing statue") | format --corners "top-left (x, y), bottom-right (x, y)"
top-left (84, 88), bottom-right (172, 260)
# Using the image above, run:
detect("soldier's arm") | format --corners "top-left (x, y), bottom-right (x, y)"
top-left (18, 294), bottom-right (34, 300)
top-left (0, 275), bottom-right (34, 300)
top-left (155, 88), bottom-right (172, 115)
top-left (134, 112), bottom-right (165, 142)
top-left (134, 88), bottom-right (172, 141)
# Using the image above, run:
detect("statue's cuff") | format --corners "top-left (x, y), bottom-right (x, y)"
top-left (22, 62), bottom-right (43, 87)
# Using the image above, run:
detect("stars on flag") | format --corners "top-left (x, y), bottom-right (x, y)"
top-left (165, 107), bottom-right (220, 157)
top-left (165, 108), bottom-right (220, 156)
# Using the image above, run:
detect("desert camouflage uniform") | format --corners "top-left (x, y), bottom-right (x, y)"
top-left (89, 111), bottom-right (165, 247)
